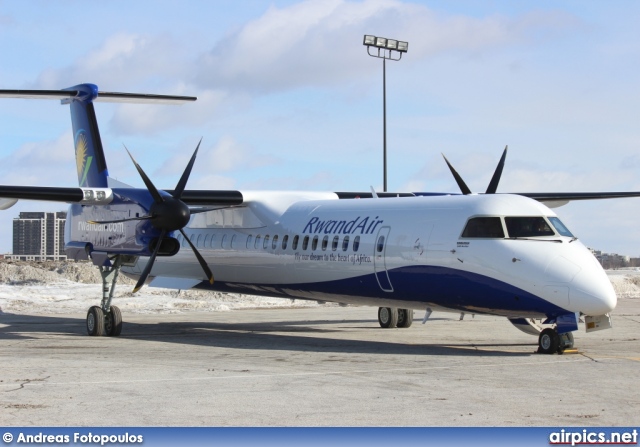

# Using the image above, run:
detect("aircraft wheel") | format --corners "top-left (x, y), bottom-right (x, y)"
top-left (378, 307), bottom-right (398, 328)
top-left (537, 328), bottom-right (559, 354)
top-left (87, 306), bottom-right (104, 336)
top-left (397, 309), bottom-right (413, 328)
top-left (105, 305), bottom-right (123, 337)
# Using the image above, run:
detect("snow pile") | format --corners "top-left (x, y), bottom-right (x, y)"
top-left (607, 270), bottom-right (640, 299)
top-left (0, 260), bottom-right (323, 315)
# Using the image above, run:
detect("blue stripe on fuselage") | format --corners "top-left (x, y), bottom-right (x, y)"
top-left (190, 265), bottom-right (568, 318)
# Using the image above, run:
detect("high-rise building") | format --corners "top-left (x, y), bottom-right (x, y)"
top-left (9, 212), bottom-right (67, 261)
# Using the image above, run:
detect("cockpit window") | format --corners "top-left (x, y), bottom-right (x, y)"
top-left (548, 217), bottom-right (574, 237)
top-left (505, 217), bottom-right (555, 238)
top-left (461, 217), bottom-right (505, 238)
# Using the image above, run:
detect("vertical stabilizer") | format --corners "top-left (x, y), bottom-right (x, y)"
top-left (0, 83), bottom-right (196, 189)
top-left (63, 84), bottom-right (109, 188)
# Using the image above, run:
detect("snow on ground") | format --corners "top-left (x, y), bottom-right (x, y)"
top-left (0, 260), bottom-right (323, 315)
top-left (0, 260), bottom-right (638, 316)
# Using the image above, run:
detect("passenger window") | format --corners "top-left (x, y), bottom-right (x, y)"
top-left (272, 235), bottom-right (279, 250)
top-left (461, 217), bottom-right (505, 238)
top-left (302, 236), bottom-right (309, 250)
top-left (247, 235), bottom-right (253, 249)
top-left (332, 236), bottom-right (339, 251)
top-left (231, 234), bottom-right (237, 249)
top-left (204, 234), bottom-right (210, 248)
top-left (255, 235), bottom-right (261, 249)
top-left (263, 235), bottom-right (270, 249)
top-left (312, 236), bottom-right (319, 250)
top-left (292, 235), bottom-right (299, 250)
top-left (353, 236), bottom-right (360, 252)
top-left (322, 235), bottom-right (328, 251)
top-left (342, 235), bottom-right (350, 251)
top-left (210, 234), bottom-right (217, 249)
top-left (221, 234), bottom-right (227, 248)
top-left (505, 217), bottom-right (555, 238)
top-left (282, 235), bottom-right (288, 250)
top-left (377, 235), bottom-right (385, 253)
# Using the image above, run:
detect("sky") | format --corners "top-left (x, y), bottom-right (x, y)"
top-left (1, 0), bottom-right (640, 256)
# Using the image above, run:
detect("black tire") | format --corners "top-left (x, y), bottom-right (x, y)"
top-left (105, 305), bottom-right (123, 337)
top-left (378, 307), bottom-right (398, 328)
top-left (397, 309), bottom-right (413, 328)
top-left (87, 306), bottom-right (104, 336)
top-left (537, 328), bottom-right (559, 354)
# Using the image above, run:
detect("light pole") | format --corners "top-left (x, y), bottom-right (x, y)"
top-left (362, 34), bottom-right (409, 192)
top-left (363, 35), bottom-right (408, 192)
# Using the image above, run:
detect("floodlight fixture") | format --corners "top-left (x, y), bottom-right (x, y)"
top-left (362, 34), bottom-right (408, 192)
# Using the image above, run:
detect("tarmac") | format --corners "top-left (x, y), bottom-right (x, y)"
top-left (1, 297), bottom-right (639, 427)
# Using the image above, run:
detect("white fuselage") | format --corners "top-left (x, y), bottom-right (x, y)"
top-left (123, 192), bottom-right (616, 320)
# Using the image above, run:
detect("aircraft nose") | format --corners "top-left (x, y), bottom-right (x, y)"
top-left (571, 267), bottom-right (617, 315)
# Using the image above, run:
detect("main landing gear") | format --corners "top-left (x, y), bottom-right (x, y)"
top-left (537, 328), bottom-right (574, 354)
top-left (378, 307), bottom-right (413, 328)
top-left (86, 255), bottom-right (125, 337)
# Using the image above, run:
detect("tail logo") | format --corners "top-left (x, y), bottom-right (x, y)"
top-left (75, 130), bottom-right (93, 187)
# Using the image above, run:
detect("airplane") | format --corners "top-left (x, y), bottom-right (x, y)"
top-left (0, 83), bottom-right (637, 355)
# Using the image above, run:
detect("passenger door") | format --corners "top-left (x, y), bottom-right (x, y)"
top-left (374, 226), bottom-right (394, 292)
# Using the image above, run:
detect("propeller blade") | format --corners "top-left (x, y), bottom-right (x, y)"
top-left (125, 146), bottom-right (164, 204)
top-left (442, 154), bottom-right (472, 195)
top-left (180, 228), bottom-right (214, 285)
top-left (485, 145), bottom-right (508, 194)
top-left (173, 138), bottom-right (202, 199)
top-left (88, 216), bottom-right (152, 225)
top-left (133, 229), bottom-right (166, 293)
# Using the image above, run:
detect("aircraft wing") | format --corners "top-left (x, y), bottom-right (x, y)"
top-left (0, 185), bottom-right (244, 206)
top-left (509, 191), bottom-right (640, 208)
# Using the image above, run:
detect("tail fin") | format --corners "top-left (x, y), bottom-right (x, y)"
top-left (64, 84), bottom-right (109, 187)
top-left (0, 83), bottom-right (197, 188)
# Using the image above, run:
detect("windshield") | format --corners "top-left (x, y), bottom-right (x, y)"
top-left (548, 216), bottom-right (574, 237)
top-left (461, 217), bottom-right (505, 238)
top-left (505, 216), bottom-right (555, 238)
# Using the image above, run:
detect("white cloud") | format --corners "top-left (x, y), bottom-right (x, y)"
top-left (32, 32), bottom-right (185, 89)
top-left (108, 89), bottom-right (231, 136)
top-left (153, 135), bottom-right (279, 184)
top-left (0, 131), bottom-right (76, 185)
top-left (194, 0), bottom-right (579, 93)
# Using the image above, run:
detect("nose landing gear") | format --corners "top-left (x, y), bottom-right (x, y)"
top-left (537, 328), bottom-right (574, 354)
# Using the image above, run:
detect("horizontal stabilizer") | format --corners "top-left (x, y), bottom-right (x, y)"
top-left (0, 89), bottom-right (196, 104)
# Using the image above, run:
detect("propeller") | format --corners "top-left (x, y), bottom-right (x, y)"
top-left (92, 139), bottom-right (214, 292)
top-left (442, 145), bottom-right (508, 195)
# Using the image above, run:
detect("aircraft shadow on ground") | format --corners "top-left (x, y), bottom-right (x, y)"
top-left (0, 313), bottom-right (534, 357)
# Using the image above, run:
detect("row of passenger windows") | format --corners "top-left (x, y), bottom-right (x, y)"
top-left (461, 216), bottom-right (574, 239)
top-left (176, 233), bottom-right (362, 252)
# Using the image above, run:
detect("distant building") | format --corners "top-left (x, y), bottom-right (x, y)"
top-left (8, 212), bottom-right (67, 261)
top-left (589, 247), bottom-right (634, 269)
